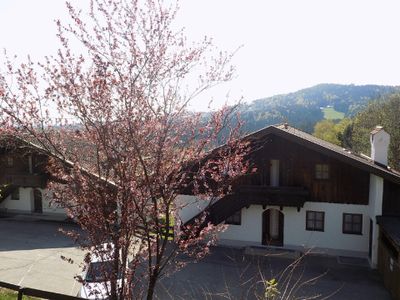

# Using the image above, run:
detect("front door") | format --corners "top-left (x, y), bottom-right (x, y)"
top-left (33, 189), bottom-right (43, 214)
top-left (262, 209), bottom-right (284, 246)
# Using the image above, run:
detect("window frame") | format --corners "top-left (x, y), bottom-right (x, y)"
top-left (225, 210), bottom-right (241, 225)
top-left (315, 163), bottom-right (329, 180)
top-left (342, 213), bottom-right (363, 235)
top-left (305, 210), bottom-right (325, 232)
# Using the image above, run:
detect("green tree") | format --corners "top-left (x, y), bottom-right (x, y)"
top-left (313, 118), bottom-right (351, 146)
top-left (349, 94), bottom-right (400, 169)
top-left (313, 120), bottom-right (339, 144)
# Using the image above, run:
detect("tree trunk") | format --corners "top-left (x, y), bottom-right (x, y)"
top-left (146, 276), bottom-right (157, 300)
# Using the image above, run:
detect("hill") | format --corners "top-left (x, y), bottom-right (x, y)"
top-left (237, 84), bottom-right (399, 133)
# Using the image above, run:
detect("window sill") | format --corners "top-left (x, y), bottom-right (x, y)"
top-left (342, 232), bottom-right (363, 235)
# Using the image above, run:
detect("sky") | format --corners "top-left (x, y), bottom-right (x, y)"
top-left (1, 0), bottom-right (400, 111)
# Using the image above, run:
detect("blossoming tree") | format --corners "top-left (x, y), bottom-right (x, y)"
top-left (0, 0), bottom-right (249, 299)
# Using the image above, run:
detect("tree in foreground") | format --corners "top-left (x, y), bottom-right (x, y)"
top-left (0, 0), bottom-right (249, 299)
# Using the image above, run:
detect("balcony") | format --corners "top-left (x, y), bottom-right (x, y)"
top-left (234, 185), bottom-right (309, 208)
top-left (0, 174), bottom-right (46, 188)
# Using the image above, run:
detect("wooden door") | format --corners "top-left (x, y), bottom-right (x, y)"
top-left (262, 209), bottom-right (284, 246)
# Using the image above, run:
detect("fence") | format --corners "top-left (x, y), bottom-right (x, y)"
top-left (0, 280), bottom-right (85, 300)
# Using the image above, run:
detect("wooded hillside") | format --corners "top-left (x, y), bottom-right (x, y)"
top-left (237, 84), bottom-right (399, 133)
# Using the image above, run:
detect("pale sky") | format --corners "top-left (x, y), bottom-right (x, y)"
top-left (1, 0), bottom-right (400, 111)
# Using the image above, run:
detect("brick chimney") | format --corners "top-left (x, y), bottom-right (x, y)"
top-left (370, 126), bottom-right (390, 166)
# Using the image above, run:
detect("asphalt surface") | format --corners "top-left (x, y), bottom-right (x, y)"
top-left (157, 247), bottom-right (392, 300)
top-left (0, 217), bottom-right (392, 299)
top-left (0, 217), bottom-right (84, 296)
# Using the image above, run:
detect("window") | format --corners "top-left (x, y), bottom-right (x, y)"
top-left (306, 210), bottom-right (325, 231)
top-left (343, 213), bottom-right (363, 234)
top-left (315, 164), bottom-right (329, 179)
top-left (11, 188), bottom-right (20, 200)
top-left (225, 210), bottom-right (241, 225)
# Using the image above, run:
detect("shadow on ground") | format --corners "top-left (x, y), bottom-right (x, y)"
top-left (155, 246), bottom-right (391, 300)
top-left (0, 218), bottom-right (82, 251)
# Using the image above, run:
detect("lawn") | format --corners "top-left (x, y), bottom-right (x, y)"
top-left (322, 107), bottom-right (345, 120)
top-left (0, 288), bottom-right (40, 299)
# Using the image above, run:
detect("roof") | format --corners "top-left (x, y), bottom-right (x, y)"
top-left (0, 134), bottom-right (118, 188)
top-left (371, 125), bottom-right (384, 135)
top-left (243, 124), bottom-right (400, 185)
top-left (3, 123), bottom-right (400, 185)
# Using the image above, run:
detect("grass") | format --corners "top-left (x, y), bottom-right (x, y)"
top-left (0, 288), bottom-right (40, 299)
top-left (158, 215), bottom-right (175, 240)
top-left (322, 107), bottom-right (345, 120)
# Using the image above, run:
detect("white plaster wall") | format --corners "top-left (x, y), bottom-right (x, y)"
top-left (41, 189), bottom-right (66, 215)
top-left (218, 202), bottom-right (370, 254)
top-left (284, 202), bottom-right (369, 252)
top-left (0, 187), bottom-right (66, 216)
top-left (368, 174), bottom-right (384, 268)
top-left (176, 195), bottom-right (211, 224)
top-left (368, 174), bottom-right (383, 217)
top-left (0, 187), bottom-right (33, 211)
top-left (218, 206), bottom-right (262, 243)
top-left (370, 129), bottom-right (390, 166)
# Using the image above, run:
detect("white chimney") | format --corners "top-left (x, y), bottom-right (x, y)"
top-left (370, 126), bottom-right (390, 166)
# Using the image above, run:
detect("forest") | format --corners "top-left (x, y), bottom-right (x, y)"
top-left (312, 93), bottom-right (400, 170)
top-left (235, 83), bottom-right (399, 133)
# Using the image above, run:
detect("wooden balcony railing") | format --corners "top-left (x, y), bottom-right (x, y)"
top-left (184, 185), bottom-right (309, 229)
top-left (0, 174), bottom-right (46, 188)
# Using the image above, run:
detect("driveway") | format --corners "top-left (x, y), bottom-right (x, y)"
top-left (157, 246), bottom-right (392, 300)
top-left (0, 218), bottom-right (392, 299)
top-left (0, 217), bottom-right (84, 296)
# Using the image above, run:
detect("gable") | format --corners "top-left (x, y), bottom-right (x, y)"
top-left (244, 125), bottom-right (400, 185)
top-left (242, 134), bottom-right (370, 204)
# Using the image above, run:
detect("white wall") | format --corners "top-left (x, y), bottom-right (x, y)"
top-left (0, 187), bottom-right (66, 216)
top-left (218, 202), bottom-right (370, 255)
top-left (284, 202), bottom-right (369, 253)
top-left (218, 205), bottom-right (262, 243)
top-left (41, 189), bottom-right (66, 215)
top-left (0, 187), bottom-right (33, 211)
top-left (176, 195), bottom-right (211, 224)
top-left (368, 174), bottom-right (384, 267)
top-left (369, 174), bottom-right (384, 217)
top-left (370, 129), bottom-right (390, 166)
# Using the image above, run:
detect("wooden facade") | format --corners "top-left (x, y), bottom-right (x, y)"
top-left (378, 227), bottom-right (400, 300)
top-left (0, 148), bottom-right (49, 202)
top-left (239, 134), bottom-right (370, 205)
top-left (184, 131), bottom-right (372, 228)
top-left (383, 180), bottom-right (400, 216)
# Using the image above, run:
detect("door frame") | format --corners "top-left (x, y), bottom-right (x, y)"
top-left (262, 208), bottom-right (284, 246)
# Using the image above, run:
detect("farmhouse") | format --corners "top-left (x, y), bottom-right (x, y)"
top-left (0, 137), bottom-right (67, 219)
top-left (179, 124), bottom-right (400, 270)
top-left (2, 124), bottom-right (400, 280)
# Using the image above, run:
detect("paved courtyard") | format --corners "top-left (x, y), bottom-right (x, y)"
top-left (157, 247), bottom-right (391, 300)
top-left (0, 217), bottom-right (84, 296)
top-left (0, 217), bottom-right (392, 299)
